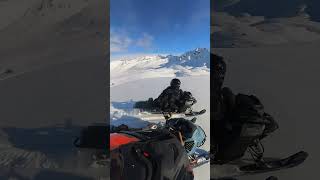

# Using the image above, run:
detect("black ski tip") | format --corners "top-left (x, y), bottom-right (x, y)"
top-left (239, 151), bottom-right (308, 173)
top-left (285, 151), bottom-right (308, 166)
top-left (200, 109), bottom-right (206, 114)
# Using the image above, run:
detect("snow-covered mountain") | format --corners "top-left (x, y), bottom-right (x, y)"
top-left (213, 0), bottom-right (320, 48)
top-left (214, 0), bottom-right (320, 22)
top-left (110, 48), bottom-right (211, 179)
top-left (110, 48), bottom-right (210, 86)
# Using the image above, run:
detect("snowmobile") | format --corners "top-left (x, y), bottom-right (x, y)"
top-left (109, 125), bottom-right (195, 180)
top-left (73, 117), bottom-right (208, 180)
top-left (110, 117), bottom-right (209, 169)
top-left (211, 89), bottom-right (308, 179)
top-left (211, 53), bottom-right (308, 179)
top-left (133, 78), bottom-right (206, 121)
top-left (134, 92), bottom-right (206, 121)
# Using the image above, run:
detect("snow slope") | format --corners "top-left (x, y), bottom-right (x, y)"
top-left (110, 48), bottom-right (210, 86)
top-left (0, 0), bottom-right (107, 79)
top-left (0, 0), bottom-right (108, 179)
top-left (212, 44), bottom-right (320, 179)
top-left (213, 2), bottom-right (320, 179)
top-left (110, 49), bottom-right (210, 179)
top-left (212, 11), bottom-right (320, 48)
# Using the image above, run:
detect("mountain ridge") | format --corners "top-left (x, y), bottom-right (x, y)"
top-left (110, 48), bottom-right (210, 86)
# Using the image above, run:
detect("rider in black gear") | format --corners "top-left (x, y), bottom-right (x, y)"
top-left (155, 78), bottom-right (187, 113)
top-left (212, 54), bottom-right (226, 92)
top-left (212, 53), bottom-right (227, 121)
top-left (211, 53), bottom-right (279, 166)
top-left (135, 79), bottom-right (198, 114)
top-left (212, 53), bottom-right (228, 153)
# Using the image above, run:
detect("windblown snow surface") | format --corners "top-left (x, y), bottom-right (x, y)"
top-left (212, 4), bottom-right (320, 178)
top-left (212, 43), bottom-right (320, 180)
top-left (110, 48), bottom-right (210, 180)
top-left (0, 0), bottom-right (108, 179)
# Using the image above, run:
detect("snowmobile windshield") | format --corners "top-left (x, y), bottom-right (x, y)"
top-left (184, 125), bottom-right (206, 155)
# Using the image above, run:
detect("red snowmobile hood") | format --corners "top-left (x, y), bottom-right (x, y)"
top-left (110, 133), bottom-right (140, 151)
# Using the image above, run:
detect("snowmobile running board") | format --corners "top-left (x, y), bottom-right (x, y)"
top-left (211, 151), bottom-right (308, 179)
top-left (135, 109), bottom-right (206, 122)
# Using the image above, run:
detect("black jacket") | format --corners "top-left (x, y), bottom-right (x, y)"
top-left (156, 86), bottom-right (184, 111)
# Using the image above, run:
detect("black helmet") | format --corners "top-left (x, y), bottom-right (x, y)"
top-left (170, 78), bottom-right (181, 88)
top-left (212, 53), bottom-right (226, 89)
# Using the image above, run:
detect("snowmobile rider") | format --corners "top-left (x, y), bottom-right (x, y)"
top-left (155, 78), bottom-right (197, 113)
top-left (211, 53), bottom-right (279, 166)
top-left (211, 53), bottom-right (227, 153)
top-left (212, 53), bottom-right (226, 121)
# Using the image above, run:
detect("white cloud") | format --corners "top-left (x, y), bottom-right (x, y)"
top-left (110, 30), bottom-right (132, 53)
top-left (110, 28), bottom-right (155, 54)
top-left (136, 33), bottom-right (154, 49)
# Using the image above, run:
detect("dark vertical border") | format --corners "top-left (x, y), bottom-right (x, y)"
top-left (210, 0), bottom-right (214, 179)
top-left (106, 0), bottom-right (110, 154)
top-left (106, 1), bottom-right (110, 179)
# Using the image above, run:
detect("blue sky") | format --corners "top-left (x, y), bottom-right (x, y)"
top-left (110, 0), bottom-right (210, 59)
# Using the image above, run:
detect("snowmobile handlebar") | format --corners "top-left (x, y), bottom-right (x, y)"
top-left (178, 131), bottom-right (185, 146)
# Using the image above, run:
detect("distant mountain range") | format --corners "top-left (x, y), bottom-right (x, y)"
top-left (213, 0), bottom-right (320, 48)
top-left (110, 48), bottom-right (210, 86)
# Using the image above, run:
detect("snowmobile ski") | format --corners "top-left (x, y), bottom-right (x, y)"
top-left (135, 109), bottom-right (206, 122)
top-left (212, 151), bottom-right (308, 179)
top-left (185, 109), bottom-right (206, 117)
top-left (239, 151), bottom-right (308, 175)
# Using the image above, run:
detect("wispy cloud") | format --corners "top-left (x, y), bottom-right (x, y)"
top-left (110, 29), bottom-right (132, 53)
top-left (136, 33), bottom-right (154, 49)
top-left (111, 28), bottom-right (155, 54)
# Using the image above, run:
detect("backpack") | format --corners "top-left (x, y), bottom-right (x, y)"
top-left (111, 129), bottom-right (193, 180)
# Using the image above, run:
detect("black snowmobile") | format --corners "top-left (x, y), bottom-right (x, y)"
top-left (110, 125), bottom-right (195, 180)
top-left (211, 89), bottom-right (308, 178)
top-left (134, 79), bottom-right (206, 119)
top-left (211, 53), bottom-right (308, 179)
top-left (73, 119), bottom-right (208, 180)
top-left (110, 116), bottom-right (209, 168)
